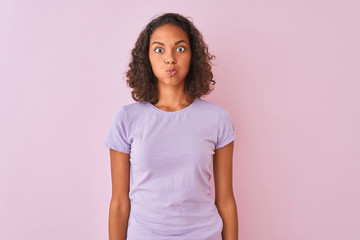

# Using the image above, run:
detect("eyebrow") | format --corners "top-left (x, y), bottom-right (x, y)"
top-left (151, 40), bottom-right (188, 46)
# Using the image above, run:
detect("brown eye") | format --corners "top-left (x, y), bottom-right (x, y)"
top-left (176, 46), bottom-right (185, 52)
top-left (155, 48), bottom-right (164, 53)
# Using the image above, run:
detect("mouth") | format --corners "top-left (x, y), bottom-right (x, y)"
top-left (166, 69), bottom-right (177, 76)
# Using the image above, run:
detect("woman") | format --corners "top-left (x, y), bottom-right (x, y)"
top-left (104, 12), bottom-right (238, 240)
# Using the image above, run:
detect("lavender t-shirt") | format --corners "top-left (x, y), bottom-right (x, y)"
top-left (103, 97), bottom-right (237, 240)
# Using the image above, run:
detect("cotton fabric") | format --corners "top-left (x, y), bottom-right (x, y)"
top-left (103, 97), bottom-right (237, 240)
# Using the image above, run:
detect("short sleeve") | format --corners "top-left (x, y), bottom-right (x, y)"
top-left (103, 108), bottom-right (131, 154)
top-left (215, 108), bottom-right (237, 149)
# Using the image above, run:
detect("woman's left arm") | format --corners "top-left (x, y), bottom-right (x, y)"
top-left (213, 141), bottom-right (238, 240)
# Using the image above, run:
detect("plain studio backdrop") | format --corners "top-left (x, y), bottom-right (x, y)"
top-left (0, 0), bottom-right (359, 239)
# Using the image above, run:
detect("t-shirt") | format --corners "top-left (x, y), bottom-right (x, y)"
top-left (103, 97), bottom-right (237, 240)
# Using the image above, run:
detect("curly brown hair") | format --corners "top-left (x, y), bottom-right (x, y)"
top-left (125, 12), bottom-right (216, 104)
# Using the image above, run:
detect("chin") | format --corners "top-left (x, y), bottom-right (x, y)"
top-left (159, 77), bottom-right (185, 85)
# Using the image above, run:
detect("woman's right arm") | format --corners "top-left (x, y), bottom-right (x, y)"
top-left (108, 149), bottom-right (131, 240)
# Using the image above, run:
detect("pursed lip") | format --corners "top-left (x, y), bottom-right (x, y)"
top-left (165, 68), bottom-right (177, 76)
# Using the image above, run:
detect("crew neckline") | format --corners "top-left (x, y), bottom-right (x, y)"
top-left (148, 98), bottom-right (198, 114)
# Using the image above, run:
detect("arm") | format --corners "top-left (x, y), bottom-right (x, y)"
top-left (108, 149), bottom-right (131, 240)
top-left (213, 141), bottom-right (238, 240)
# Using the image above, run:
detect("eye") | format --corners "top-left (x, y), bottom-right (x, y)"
top-left (154, 47), bottom-right (163, 53)
top-left (176, 46), bottom-right (185, 52)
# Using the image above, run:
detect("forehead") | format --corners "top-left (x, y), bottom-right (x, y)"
top-left (149, 23), bottom-right (189, 43)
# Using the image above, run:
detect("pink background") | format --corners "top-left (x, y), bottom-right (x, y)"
top-left (1, 0), bottom-right (359, 239)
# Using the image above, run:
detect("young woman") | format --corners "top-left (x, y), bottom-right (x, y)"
top-left (104, 12), bottom-right (238, 240)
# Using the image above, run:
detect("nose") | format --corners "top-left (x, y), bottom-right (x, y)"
top-left (166, 58), bottom-right (176, 64)
top-left (165, 54), bottom-right (176, 64)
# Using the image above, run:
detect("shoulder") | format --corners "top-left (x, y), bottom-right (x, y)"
top-left (121, 101), bottom-right (148, 112)
top-left (196, 98), bottom-right (228, 115)
top-left (114, 101), bottom-right (149, 119)
top-left (196, 99), bottom-right (235, 130)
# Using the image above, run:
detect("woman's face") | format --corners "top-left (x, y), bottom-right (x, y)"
top-left (149, 23), bottom-right (191, 86)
